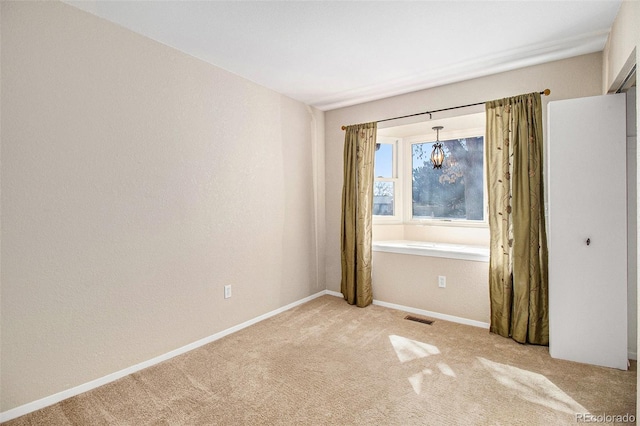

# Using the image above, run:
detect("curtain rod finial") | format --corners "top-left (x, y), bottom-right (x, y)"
top-left (341, 125), bottom-right (347, 130)
top-left (543, 89), bottom-right (551, 96)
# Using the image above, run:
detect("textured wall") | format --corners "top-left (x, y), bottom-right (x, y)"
top-left (372, 252), bottom-right (490, 323)
top-left (602, 0), bottom-right (639, 93)
top-left (0, 1), bottom-right (324, 411)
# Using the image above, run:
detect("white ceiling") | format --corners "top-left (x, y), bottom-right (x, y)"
top-left (66, 1), bottom-right (622, 111)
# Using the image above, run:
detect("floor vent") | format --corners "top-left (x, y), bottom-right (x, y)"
top-left (404, 315), bottom-right (434, 325)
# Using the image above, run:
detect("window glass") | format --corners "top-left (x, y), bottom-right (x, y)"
top-left (374, 143), bottom-right (393, 178)
top-left (411, 136), bottom-right (484, 221)
top-left (373, 182), bottom-right (394, 216)
top-left (373, 141), bottom-right (397, 218)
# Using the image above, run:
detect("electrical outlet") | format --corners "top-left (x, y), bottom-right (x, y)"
top-left (224, 285), bottom-right (232, 299)
top-left (438, 276), bottom-right (446, 288)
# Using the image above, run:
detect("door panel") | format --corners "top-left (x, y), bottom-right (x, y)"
top-left (548, 93), bottom-right (627, 370)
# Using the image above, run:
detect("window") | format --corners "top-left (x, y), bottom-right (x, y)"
top-left (373, 137), bottom-right (400, 221)
top-left (410, 136), bottom-right (484, 222)
top-left (375, 112), bottom-right (487, 227)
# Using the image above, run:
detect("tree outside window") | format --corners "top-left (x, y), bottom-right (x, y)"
top-left (411, 136), bottom-right (484, 221)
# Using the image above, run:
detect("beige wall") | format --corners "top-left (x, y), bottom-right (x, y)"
top-left (372, 253), bottom-right (489, 323)
top-left (603, 0), bottom-right (639, 94)
top-left (0, 1), bottom-right (324, 412)
top-left (325, 53), bottom-right (604, 294)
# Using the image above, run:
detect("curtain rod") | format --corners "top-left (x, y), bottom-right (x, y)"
top-left (340, 89), bottom-right (551, 130)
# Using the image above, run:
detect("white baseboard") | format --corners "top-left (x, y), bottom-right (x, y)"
top-left (325, 289), bottom-right (343, 298)
top-left (372, 299), bottom-right (490, 329)
top-left (0, 290), bottom-right (327, 423)
top-left (628, 350), bottom-right (637, 361)
top-left (324, 290), bottom-right (490, 329)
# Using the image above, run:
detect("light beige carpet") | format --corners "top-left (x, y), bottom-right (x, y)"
top-left (4, 295), bottom-right (636, 425)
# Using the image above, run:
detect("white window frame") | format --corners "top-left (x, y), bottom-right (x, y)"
top-left (373, 137), bottom-right (402, 224)
top-left (402, 126), bottom-right (488, 227)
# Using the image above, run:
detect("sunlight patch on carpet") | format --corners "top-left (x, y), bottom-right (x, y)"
top-left (389, 335), bottom-right (440, 363)
top-left (478, 357), bottom-right (590, 415)
top-left (437, 362), bottom-right (456, 377)
top-left (408, 369), bottom-right (432, 394)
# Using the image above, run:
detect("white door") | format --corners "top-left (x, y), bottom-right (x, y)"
top-left (548, 93), bottom-right (628, 370)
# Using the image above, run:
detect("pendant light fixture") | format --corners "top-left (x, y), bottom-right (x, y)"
top-left (431, 126), bottom-right (445, 169)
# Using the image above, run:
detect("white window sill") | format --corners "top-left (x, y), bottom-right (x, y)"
top-left (372, 240), bottom-right (490, 262)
